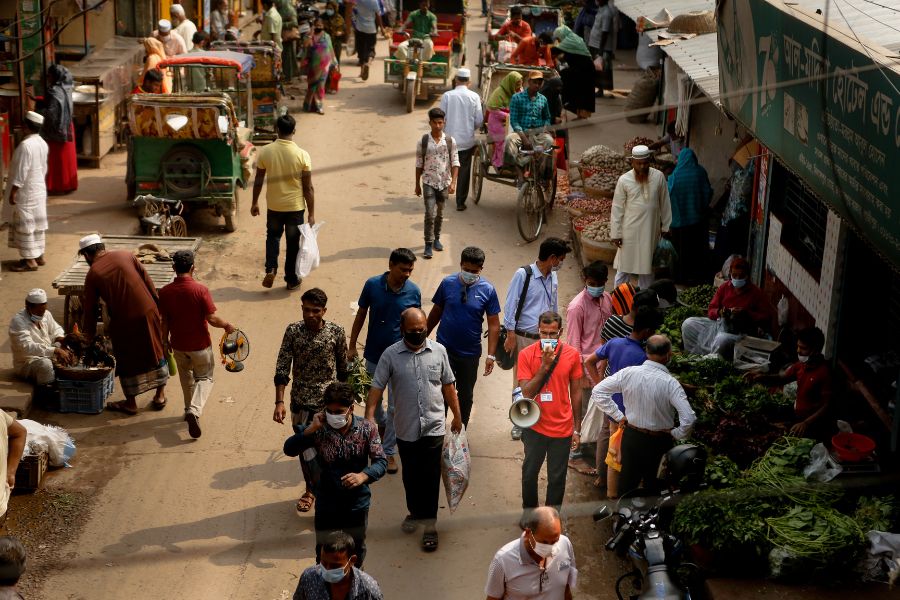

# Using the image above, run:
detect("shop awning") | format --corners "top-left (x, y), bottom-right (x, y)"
top-left (658, 32), bottom-right (720, 104)
top-left (614, 0), bottom-right (715, 22)
top-left (792, 0), bottom-right (900, 53)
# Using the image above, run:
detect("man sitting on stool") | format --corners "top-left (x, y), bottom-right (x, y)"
top-left (8, 289), bottom-right (72, 387)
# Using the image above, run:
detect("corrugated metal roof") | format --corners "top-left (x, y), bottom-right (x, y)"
top-left (613, 0), bottom-right (715, 22)
top-left (658, 32), bottom-right (720, 104)
top-left (792, 0), bottom-right (900, 53)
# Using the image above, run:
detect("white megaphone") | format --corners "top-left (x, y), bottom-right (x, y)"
top-left (509, 397), bottom-right (541, 429)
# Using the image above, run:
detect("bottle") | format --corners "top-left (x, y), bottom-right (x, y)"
top-left (512, 386), bottom-right (524, 404)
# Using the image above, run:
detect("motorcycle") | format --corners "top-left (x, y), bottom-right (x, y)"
top-left (593, 444), bottom-right (708, 600)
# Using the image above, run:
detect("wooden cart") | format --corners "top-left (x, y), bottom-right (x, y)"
top-left (51, 235), bottom-right (202, 331)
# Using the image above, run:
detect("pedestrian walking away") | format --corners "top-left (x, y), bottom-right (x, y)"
top-left (426, 246), bottom-right (501, 427)
top-left (517, 312), bottom-right (583, 514)
top-left (252, 114), bottom-right (315, 290)
top-left (667, 148), bottom-right (713, 284)
top-left (589, 0), bottom-right (618, 96)
top-left (591, 335), bottom-right (696, 496)
top-left (42, 64), bottom-right (78, 194)
top-left (439, 67), bottom-right (483, 211)
top-left (8, 288), bottom-right (71, 388)
top-left (158, 250), bottom-right (236, 439)
top-left (292, 531), bottom-right (384, 600)
top-left (484, 506), bottom-right (577, 600)
top-left (610, 145), bottom-right (672, 289)
top-left (552, 26), bottom-right (595, 119)
top-left (346, 0), bottom-right (385, 80)
top-left (274, 287), bottom-right (350, 513)
top-left (366, 308), bottom-right (462, 552)
top-left (284, 382), bottom-right (387, 568)
top-left (503, 237), bottom-right (571, 440)
top-left (79, 234), bottom-right (169, 415)
top-left (415, 107), bottom-right (459, 259)
top-left (348, 248), bottom-right (421, 473)
top-left (2, 111), bottom-right (48, 272)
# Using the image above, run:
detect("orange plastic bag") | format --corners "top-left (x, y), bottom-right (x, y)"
top-left (605, 426), bottom-right (623, 472)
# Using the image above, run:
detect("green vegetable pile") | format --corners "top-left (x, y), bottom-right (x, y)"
top-left (766, 507), bottom-right (864, 578)
top-left (660, 305), bottom-right (704, 349)
top-left (679, 284), bottom-right (717, 309)
top-left (853, 495), bottom-right (897, 532)
top-left (346, 359), bottom-right (372, 404)
top-left (704, 454), bottom-right (741, 488)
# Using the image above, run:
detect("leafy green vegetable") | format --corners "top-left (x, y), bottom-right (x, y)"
top-left (766, 506), bottom-right (864, 577)
top-left (346, 359), bottom-right (372, 404)
top-left (660, 305), bottom-right (704, 349)
top-left (705, 454), bottom-right (742, 488)
top-left (853, 495), bottom-right (897, 532)
top-left (679, 284), bottom-right (717, 309)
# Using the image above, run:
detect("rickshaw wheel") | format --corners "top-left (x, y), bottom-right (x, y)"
top-left (516, 182), bottom-right (544, 242)
top-left (224, 190), bottom-right (239, 233)
top-left (405, 83), bottom-right (416, 113)
top-left (161, 145), bottom-right (211, 197)
top-left (472, 146), bottom-right (485, 204)
top-left (166, 216), bottom-right (188, 238)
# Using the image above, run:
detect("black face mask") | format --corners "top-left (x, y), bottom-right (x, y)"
top-left (404, 331), bottom-right (427, 346)
top-left (314, 27), bottom-right (324, 33)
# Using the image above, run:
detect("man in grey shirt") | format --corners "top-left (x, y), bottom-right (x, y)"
top-left (589, 0), bottom-right (618, 95)
top-left (366, 308), bottom-right (463, 553)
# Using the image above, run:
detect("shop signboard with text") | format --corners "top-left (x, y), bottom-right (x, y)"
top-left (718, 0), bottom-right (900, 267)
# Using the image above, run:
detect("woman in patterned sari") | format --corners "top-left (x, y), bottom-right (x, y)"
top-left (302, 18), bottom-right (335, 114)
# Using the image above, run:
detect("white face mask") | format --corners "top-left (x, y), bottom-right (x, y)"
top-left (530, 534), bottom-right (555, 558)
top-left (326, 411), bottom-right (349, 429)
top-left (797, 355), bottom-right (810, 363)
top-left (459, 271), bottom-right (480, 285)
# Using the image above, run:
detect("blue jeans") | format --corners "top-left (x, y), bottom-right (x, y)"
top-left (366, 359), bottom-right (396, 456)
top-left (265, 209), bottom-right (304, 284)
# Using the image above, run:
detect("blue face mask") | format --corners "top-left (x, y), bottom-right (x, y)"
top-left (29, 313), bottom-right (42, 323)
top-left (586, 285), bottom-right (604, 298)
top-left (459, 271), bottom-right (480, 285)
top-left (320, 563), bottom-right (348, 584)
top-left (325, 9), bottom-right (334, 15)
top-left (731, 278), bottom-right (747, 288)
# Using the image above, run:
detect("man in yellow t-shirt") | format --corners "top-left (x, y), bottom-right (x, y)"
top-left (0, 411), bottom-right (26, 519)
top-left (252, 114), bottom-right (315, 290)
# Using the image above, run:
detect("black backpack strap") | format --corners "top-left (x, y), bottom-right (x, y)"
top-left (513, 265), bottom-right (532, 331)
top-left (420, 134), bottom-right (429, 165)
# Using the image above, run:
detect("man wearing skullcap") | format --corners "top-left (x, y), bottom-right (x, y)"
top-left (154, 18), bottom-right (188, 57)
top-left (2, 111), bottom-right (48, 271)
top-left (170, 4), bottom-right (198, 52)
top-left (8, 288), bottom-right (70, 385)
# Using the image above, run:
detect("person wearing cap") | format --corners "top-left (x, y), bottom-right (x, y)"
top-left (505, 70), bottom-right (554, 173)
top-left (79, 234), bottom-right (169, 415)
top-left (169, 4), bottom-right (197, 52)
top-left (610, 144), bottom-right (672, 289)
top-left (2, 111), bottom-right (48, 272)
top-left (8, 288), bottom-right (70, 386)
top-left (438, 67), bottom-right (482, 211)
top-left (158, 251), bottom-right (235, 439)
top-left (154, 18), bottom-right (188, 57)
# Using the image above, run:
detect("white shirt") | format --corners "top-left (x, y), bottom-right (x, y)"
top-left (8, 308), bottom-right (64, 369)
top-left (591, 359), bottom-right (696, 440)
top-left (1, 134), bottom-right (48, 227)
top-left (439, 85), bottom-right (483, 150)
top-left (175, 19), bottom-right (198, 51)
top-left (154, 30), bottom-right (188, 56)
top-left (485, 534), bottom-right (577, 600)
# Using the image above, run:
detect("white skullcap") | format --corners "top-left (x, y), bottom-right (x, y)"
top-left (26, 288), bottom-right (48, 304)
top-left (170, 4), bottom-right (185, 16)
top-left (456, 67), bottom-right (471, 79)
top-left (79, 233), bottom-right (103, 251)
top-left (25, 110), bottom-right (44, 125)
top-left (158, 19), bottom-right (172, 33)
top-left (630, 145), bottom-right (652, 160)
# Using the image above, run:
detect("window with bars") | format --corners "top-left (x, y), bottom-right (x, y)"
top-left (769, 160), bottom-right (828, 279)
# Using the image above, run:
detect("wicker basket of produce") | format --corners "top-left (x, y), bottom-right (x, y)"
top-left (668, 11), bottom-right (716, 35)
top-left (566, 195), bottom-right (613, 220)
top-left (53, 364), bottom-right (114, 382)
top-left (580, 219), bottom-right (618, 263)
top-left (582, 167), bottom-right (620, 196)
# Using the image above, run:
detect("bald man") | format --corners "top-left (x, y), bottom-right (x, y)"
top-left (485, 506), bottom-right (577, 600)
top-left (367, 308), bottom-right (462, 553)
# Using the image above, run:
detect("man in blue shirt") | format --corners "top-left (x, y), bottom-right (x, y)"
top-left (348, 248), bottom-right (421, 472)
top-left (502, 237), bottom-right (571, 440)
top-left (426, 246), bottom-right (502, 427)
top-left (506, 70), bottom-right (554, 170)
top-left (585, 306), bottom-right (661, 496)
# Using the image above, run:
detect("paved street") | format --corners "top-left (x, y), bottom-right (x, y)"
top-left (0, 12), bottom-right (648, 599)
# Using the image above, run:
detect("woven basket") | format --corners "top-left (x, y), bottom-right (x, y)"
top-left (53, 364), bottom-right (114, 382)
top-left (581, 237), bottom-right (618, 263)
top-left (668, 11), bottom-right (716, 35)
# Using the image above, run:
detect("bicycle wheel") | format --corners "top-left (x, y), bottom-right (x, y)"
top-left (165, 215), bottom-right (188, 237)
top-left (472, 146), bottom-right (484, 205)
top-left (516, 181), bottom-right (544, 242)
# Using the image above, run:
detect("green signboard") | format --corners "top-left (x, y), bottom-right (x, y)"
top-left (718, 0), bottom-right (900, 267)
top-left (19, 0), bottom-right (44, 98)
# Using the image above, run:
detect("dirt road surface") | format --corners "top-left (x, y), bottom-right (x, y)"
top-left (1, 13), bottom-right (658, 599)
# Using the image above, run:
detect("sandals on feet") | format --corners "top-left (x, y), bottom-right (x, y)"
top-left (151, 397), bottom-right (167, 410)
top-left (401, 515), bottom-right (418, 534)
top-left (296, 491), bottom-right (315, 513)
top-left (107, 400), bottom-right (138, 415)
top-left (422, 529), bottom-right (438, 552)
top-left (8, 260), bottom-right (38, 272)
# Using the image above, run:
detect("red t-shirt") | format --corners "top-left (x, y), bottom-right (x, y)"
top-left (785, 359), bottom-right (832, 420)
top-left (707, 281), bottom-right (774, 331)
top-left (517, 342), bottom-right (583, 438)
top-left (158, 276), bottom-right (217, 352)
top-left (497, 20), bottom-right (532, 41)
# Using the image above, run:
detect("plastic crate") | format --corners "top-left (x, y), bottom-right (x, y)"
top-left (57, 371), bottom-right (114, 414)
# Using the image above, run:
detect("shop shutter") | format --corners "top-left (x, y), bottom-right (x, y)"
top-left (770, 160), bottom-right (829, 278)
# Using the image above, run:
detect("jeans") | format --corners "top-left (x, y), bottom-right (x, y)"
top-left (481, 0), bottom-right (488, 13)
top-left (455, 147), bottom-right (474, 208)
top-left (447, 351), bottom-right (479, 427)
top-left (397, 435), bottom-right (443, 522)
top-left (422, 184), bottom-right (446, 243)
top-left (366, 359), bottom-right (396, 456)
top-left (172, 346), bottom-right (215, 417)
top-left (618, 427), bottom-right (673, 496)
top-left (613, 270), bottom-right (654, 289)
top-left (265, 209), bottom-right (304, 285)
top-left (521, 428), bottom-right (571, 510)
top-left (315, 507), bottom-right (369, 568)
top-left (354, 29), bottom-right (376, 64)
top-left (292, 410), bottom-right (319, 490)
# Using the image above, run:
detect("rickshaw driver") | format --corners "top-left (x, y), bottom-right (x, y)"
top-left (401, 0), bottom-right (438, 61)
top-left (505, 70), bottom-right (553, 181)
top-left (491, 6), bottom-right (532, 43)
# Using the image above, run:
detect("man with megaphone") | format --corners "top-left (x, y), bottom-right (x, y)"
top-left (515, 311), bottom-right (583, 517)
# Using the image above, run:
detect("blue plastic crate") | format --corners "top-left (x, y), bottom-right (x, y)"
top-left (57, 371), bottom-right (115, 414)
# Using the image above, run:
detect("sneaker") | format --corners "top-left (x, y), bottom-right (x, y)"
top-left (433, 239), bottom-right (443, 251)
top-left (287, 280), bottom-right (302, 290)
top-left (424, 243), bottom-right (433, 259)
top-left (361, 63), bottom-right (370, 81)
top-left (186, 413), bottom-right (202, 439)
top-left (262, 270), bottom-right (276, 288)
top-left (511, 425), bottom-right (522, 441)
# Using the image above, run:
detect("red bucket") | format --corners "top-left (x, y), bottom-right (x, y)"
top-left (831, 432), bottom-right (875, 462)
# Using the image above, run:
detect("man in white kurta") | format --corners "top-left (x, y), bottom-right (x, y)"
top-left (3, 111), bottom-right (49, 271)
top-left (8, 288), bottom-right (68, 385)
top-left (171, 4), bottom-right (198, 52)
top-left (610, 144), bottom-right (672, 289)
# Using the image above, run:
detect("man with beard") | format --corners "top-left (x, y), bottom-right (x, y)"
top-left (610, 145), bottom-right (672, 288)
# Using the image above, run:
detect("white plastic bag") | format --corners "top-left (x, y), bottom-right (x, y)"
top-left (19, 419), bottom-right (76, 467)
top-left (579, 399), bottom-right (605, 443)
top-left (497, 40), bottom-right (516, 63)
top-left (802, 442), bottom-right (842, 482)
top-left (441, 427), bottom-right (470, 514)
top-left (294, 222), bottom-right (323, 280)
